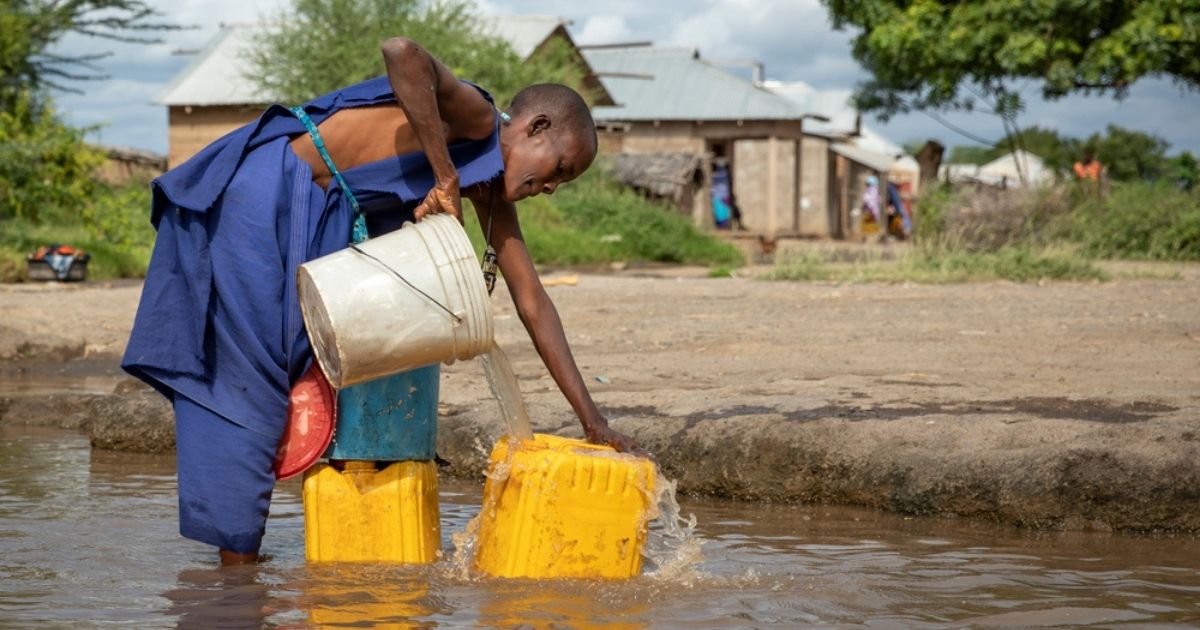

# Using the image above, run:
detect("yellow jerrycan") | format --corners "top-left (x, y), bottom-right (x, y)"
top-left (302, 460), bottom-right (440, 563)
top-left (473, 434), bottom-right (656, 579)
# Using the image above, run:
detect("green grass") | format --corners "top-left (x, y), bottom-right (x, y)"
top-left (0, 217), bottom-right (153, 282)
top-left (465, 169), bottom-right (743, 268)
top-left (766, 246), bottom-right (1108, 284)
top-left (1, 182), bottom-right (155, 282)
top-left (707, 264), bottom-right (736, 278)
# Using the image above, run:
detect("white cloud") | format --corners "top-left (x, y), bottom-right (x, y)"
top-left (575, 16), bottom-right (634, 45)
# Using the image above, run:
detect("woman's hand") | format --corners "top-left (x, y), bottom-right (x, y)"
top-left (583, 415), bottom-right (650, 460)
top-left (413, 175), bottom-right (462, 222)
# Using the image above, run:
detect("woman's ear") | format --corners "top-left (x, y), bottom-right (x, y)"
top-left (527, 113), bottom-right (551, 136)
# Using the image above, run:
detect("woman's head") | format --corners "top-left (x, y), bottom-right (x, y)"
top-left (498, 84), bottom-right (597, 202)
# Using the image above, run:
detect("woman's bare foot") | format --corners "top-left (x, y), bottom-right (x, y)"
top-left (219, 550), bottom-right (258, 566)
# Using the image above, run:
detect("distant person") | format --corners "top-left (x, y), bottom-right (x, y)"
top-left (861, 175), bottom-right (883, 238)
top-left (121, 38), bottom-right (641, 566)
top-left (1073, 149), bottom-right (1106, 196)
top-left (885, 180), bottom-right (911, 238)
top-left (710, 148), bottom-right (745, 230)
top-left (1073, 149), bottom-right (1103, 182)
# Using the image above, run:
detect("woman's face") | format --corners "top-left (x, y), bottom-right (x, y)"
top-left (499, 113), bottom-right (595, 202)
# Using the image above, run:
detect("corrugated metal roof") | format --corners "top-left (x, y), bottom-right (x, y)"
top-left (760, 80), bottom-right (857, 134)
top-left (830, 142), bottom-right (895, 172)
top-left (482, 15), bottom-right (562, 59)
top-left (764, 80), bottom-right (914, 166)
top-left (585, 47), bottom-right (806, 122)
top-left (158, 23), bottom-right (271, 106)
top-left (159, 17), bottom-right (569, 107)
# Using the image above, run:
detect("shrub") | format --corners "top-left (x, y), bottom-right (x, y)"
top-left (0, 93), bottom-right (103, 223)
top-left (766, 246), bottom-right (1106, 284)
top-left (1068, 182), bottom-right (1200, 261)
top-left (0, 182), bottom-right (155, 282)
top-left (79, 183), bottom-right (154, 251)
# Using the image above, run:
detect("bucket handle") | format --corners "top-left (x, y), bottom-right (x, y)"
top-left (348, 244), bottom-right (464, 325)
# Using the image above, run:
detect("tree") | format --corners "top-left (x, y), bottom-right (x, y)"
top-left (0, 1), bottom-right (179, 112)
top-left (993, 125), bottom-right (1081, 173)
top-left (1088, 124), bottom-right (1171, 181)
top-left (947, 145), bottom-right (993, 165)
top-left (249, 0), bottom-right (592, 108)
top-left (821, 0), bottom-right (1200, 120)
top-left (0, 1), bottom-right (175, 221)
top-left (0, 92), bottom-right (103, 221)
top-left (1167, 151), bottom-right (1198, 190)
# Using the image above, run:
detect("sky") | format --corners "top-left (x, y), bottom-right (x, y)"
top-left (52, 0), bottom-right (1200, 157)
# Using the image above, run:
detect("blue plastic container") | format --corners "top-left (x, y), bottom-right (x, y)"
top-left (326, 364), bottom-right (439, 461)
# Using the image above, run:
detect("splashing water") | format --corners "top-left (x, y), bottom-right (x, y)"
top-left (478, 342), bottom-right (534, 441)
top-left (584, 448), bottom-right (707, 580)
top-left (642, 469), bottom-right (706, 584)
top-left (472, 344), bottom-right (704, 580)
top-left (448, 435), bottom-right (519, 581)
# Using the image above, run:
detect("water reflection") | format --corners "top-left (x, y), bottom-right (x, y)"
top-left (477, 580), bottom-right (649, 630)
top-left (165, 566), bottom-right (271, 630)
top-left (2, 426), bottom-right (1199, 628)
top-left (291, 565), bottom-right (439, 629)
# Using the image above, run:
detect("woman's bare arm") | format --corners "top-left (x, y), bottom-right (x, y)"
top-left (379, 37), bottom-right (495, 221)
top-left (471, 186), bottom-right (644, 455)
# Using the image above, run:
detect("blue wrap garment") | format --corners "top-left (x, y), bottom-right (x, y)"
top-left (122, 76), bottom-right (503, 438)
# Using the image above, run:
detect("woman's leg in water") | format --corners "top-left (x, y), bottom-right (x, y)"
top-left (174, 393), bottom-right (279, 565)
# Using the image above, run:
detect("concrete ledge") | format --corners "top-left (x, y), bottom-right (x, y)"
top-left (3, 388), bottom-right (1197, 533)
top-left (88, 389), bottom-right (175, 453)
top-left (435, 403), bottom-right (1200, 533)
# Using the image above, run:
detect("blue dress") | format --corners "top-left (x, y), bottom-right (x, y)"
top-left (121, 77), bottom-right (504, 552)
top-left (123, 76), bottom-right (503, 439)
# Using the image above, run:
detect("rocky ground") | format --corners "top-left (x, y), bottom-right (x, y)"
top-left (2, 265), bottom-right (1198, 532)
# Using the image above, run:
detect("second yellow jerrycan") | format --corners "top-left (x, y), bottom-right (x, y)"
top-left (302, 460), bottom-right (440, 563)
top-left (473, 434), bottom-right (656, 579)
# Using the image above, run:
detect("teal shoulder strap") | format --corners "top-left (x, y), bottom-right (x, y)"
top-left (290, 106), bottom-right (369, 245)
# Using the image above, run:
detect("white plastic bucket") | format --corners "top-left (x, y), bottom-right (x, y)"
top-left (297, 214), bottom-right (493, 389)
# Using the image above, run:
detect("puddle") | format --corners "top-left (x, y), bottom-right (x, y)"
top-left (2, 426), bottom-right (1198, 627)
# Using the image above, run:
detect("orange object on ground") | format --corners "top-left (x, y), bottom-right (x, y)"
top-left (274, 363), bottom-right (336, 480)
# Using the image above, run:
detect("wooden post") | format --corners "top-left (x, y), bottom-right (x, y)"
top-left (767, 135), bottom-right (778, 238)
top-left (793, 138), bottom-right (802, 234)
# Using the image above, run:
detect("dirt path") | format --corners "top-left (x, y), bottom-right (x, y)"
top-left (2, 269), bottom-right (1198, 531)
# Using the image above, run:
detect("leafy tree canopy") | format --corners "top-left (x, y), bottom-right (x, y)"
top-left (0, 91), bottom-right (103, 221)
top-left (0, 1), bottom-right (178, 113)
top-left (821, 0), bottom-right (1200, 119)
top-left (249, 0), bottom-right (591, 108)
top-left (947, 144), bottom-right (994, 165)
top-left (1088, 124), bottom-right (1171, 180)
top-left (1000, 126), bottom-right (1082, 172)
top-left (1168, 150), bottom-right (1198, 189)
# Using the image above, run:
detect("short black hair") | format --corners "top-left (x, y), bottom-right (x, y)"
top-left (508, 83), bottom-right (597, 150)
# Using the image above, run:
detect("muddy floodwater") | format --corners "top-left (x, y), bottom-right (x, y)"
top-left (0, 426), bottom-right (1196, 628)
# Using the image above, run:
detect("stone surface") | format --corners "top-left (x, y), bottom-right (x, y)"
top-left (87, 388), bottom-right (175, 454)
